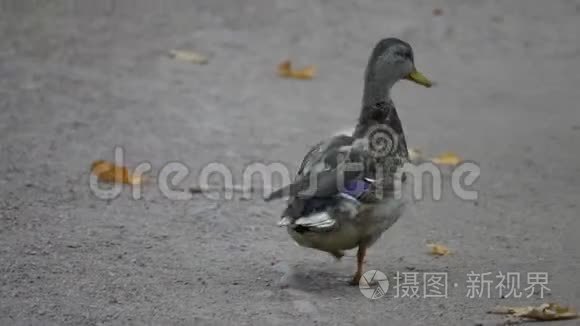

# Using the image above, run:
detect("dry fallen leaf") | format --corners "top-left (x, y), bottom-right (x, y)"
top-left (169, 49), bottom-right (209, 64)
top-left (489, 303), bottom-right (578, 321)
top-left (525, 303), bottom-right (578, 321)
top-left (408, 148), bottom-right (424, 164)
top-left (277, 60), bottom-right (316, 80)
top-left (431, 151), bottom-right (462, 166)
top-left (428, 244), bottom-right (450, 256)
top-left (91, 160), bottom-right (143, 185)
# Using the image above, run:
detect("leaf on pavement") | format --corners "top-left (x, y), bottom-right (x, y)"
top-left (489, 303), bottom-right (578, 321)
top-left (408, 148), bottom-right (424, 164)
top-left (431, 151), bottom-right (462, 166)
top-left (91, 160), bottom-right (143, 185)
top-left (277, 60), bottom-right (316, 80)
top-left (427, 243), bottom-right (450, 256)
top-left (169, 49), bottom-right (209, 64)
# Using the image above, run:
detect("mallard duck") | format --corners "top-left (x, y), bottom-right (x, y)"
top-left (266, 38), bottom-right (432, 285)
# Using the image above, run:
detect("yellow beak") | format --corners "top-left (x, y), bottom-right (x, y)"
top-left (406, 68), bottom-right (433, 88)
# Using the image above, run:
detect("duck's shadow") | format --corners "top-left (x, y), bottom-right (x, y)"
top-left (274, 259), bottom-right (402, 295)
top-left (276, 261), bottom-right (366, 293)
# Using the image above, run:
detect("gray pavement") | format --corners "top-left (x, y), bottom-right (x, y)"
top-left (1, 0), bottom-right (579, 325)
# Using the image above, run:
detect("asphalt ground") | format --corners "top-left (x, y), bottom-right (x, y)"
top-left (1, 0), bottom-right (579, 325)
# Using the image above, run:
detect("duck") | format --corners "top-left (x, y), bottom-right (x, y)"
top-left (266, 38), bottom-right (432, 285)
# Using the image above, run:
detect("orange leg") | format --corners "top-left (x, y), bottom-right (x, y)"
top-left (349, 245), bottom-right (367, 285)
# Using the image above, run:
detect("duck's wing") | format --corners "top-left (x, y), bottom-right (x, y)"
top-left (265, 134), bottom-right (365, 201)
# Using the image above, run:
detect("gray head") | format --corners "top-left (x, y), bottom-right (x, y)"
top-left (363, 38), bottom-right (432, 106)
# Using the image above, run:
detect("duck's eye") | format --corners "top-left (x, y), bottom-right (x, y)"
top-left (396, 51), bottom-right (413, 60)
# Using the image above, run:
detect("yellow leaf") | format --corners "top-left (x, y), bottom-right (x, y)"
top-left (91, 160), bottom-right (143, 185)
top-left (489, 303), bottom-right (578, 321)
top-left (431, 151), bottom-right (462, 166)
top-left (427, 244), bottom-right (450, 256)
top-left (169, 50), bottom-right (209, 64)
top-left (525, 303), bottom-right (578, 321)
top-left (277, 60), bottom-right (316, 80)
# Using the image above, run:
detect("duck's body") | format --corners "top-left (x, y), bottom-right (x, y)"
top-left (269, 100), bottom-right (411, 283)
top-left (287, 196), bottom-right (406, 252)
top-left (267, 38), bottom-right (432, 284)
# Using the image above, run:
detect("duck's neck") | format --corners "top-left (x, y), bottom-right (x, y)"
top-left (361, 67), bottom-right (395, 108)
top-left (353, 102), bottom-right (394, 138)
top-left (355, 70), bottom-right (396, 138)
top-left (352, 101), bottom-right (408, 159)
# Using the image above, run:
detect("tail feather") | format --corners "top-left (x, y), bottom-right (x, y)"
top-left (265, 185), bottom-right (291, 201)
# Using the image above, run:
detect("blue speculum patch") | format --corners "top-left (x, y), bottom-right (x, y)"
top-left (301, 180), bottom-right (371, 215)
top-left (342, 180), bottom-right (371, 199)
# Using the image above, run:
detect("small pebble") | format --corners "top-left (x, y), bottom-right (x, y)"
top-left (433, 8), bottom-right (443, 16)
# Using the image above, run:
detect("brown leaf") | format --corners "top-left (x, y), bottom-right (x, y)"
top-left (431, 151), bottom-right (462, 166)
top-left (489, 303), bottom-right (578, 321)
top-left (91, 160), bottom-right (143, 185)
top-left (169, 50), bottom-right (209, 64)
top-left (277, 60), bottom-right (316, 80)
top-left (427, 243), bottom-right (450, 256)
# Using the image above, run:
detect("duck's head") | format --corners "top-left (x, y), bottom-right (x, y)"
top-left (363, 38), bottom-right (432, 104)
